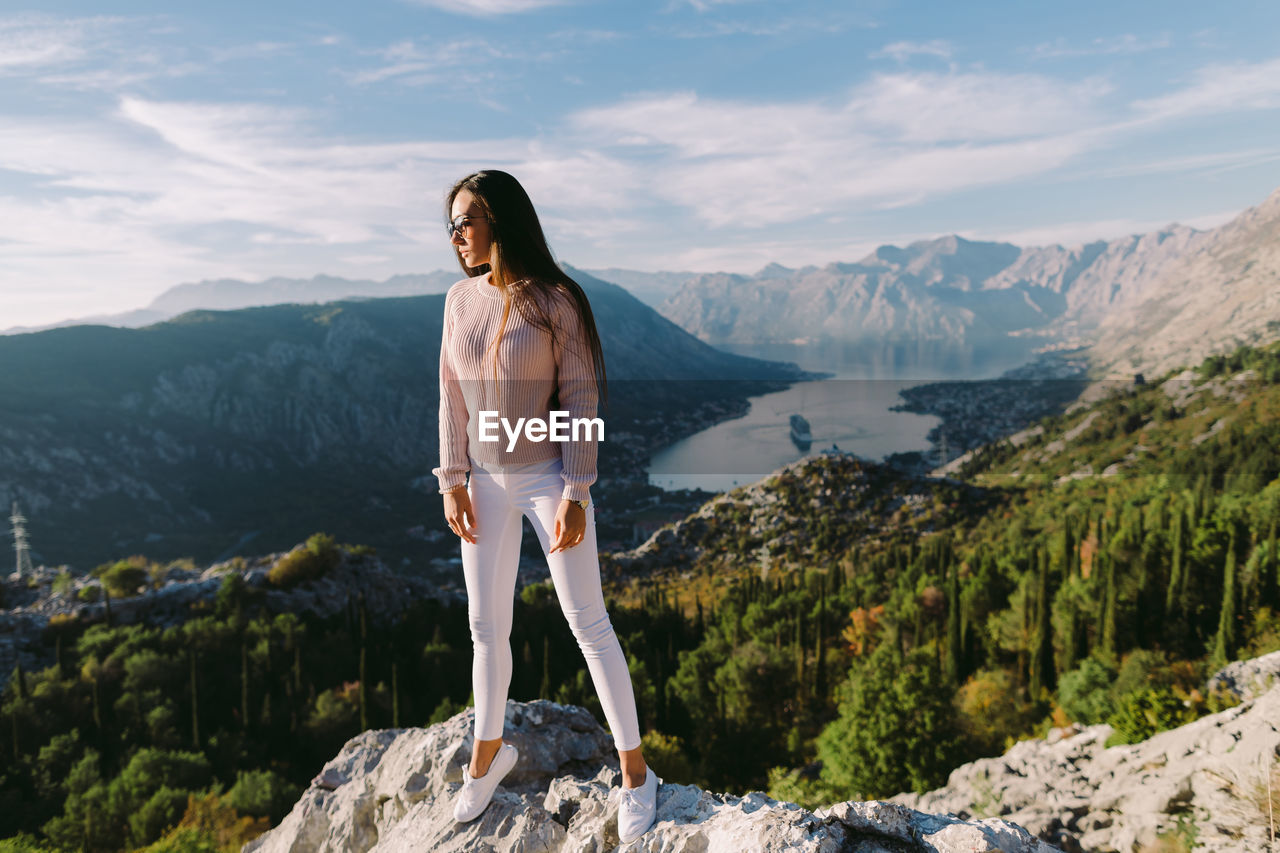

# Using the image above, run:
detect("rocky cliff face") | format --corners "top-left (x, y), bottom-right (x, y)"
top-left (1087, 186), bottom-right (1280, 378)
top-left (657, 185), bottom-right (1280, 380)
top-left (241, 699), bottom-right (1059, 853)
top-left (890, 666), bottom-right (1280, 853)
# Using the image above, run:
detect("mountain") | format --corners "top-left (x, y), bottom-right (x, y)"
top-left (0, 271), bottom-right (460, 335)
top-left (576, 267), bottom-right (703, 309)
top-left (0, 268), bottom-right (809, 570)
top-left (1086, 185), bottom-right (1280, 378)
top-left (657, 186), bottom-right (1280, 379)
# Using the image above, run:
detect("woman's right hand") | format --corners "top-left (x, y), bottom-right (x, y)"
top-left (443, 487), bottom-right (478, 544)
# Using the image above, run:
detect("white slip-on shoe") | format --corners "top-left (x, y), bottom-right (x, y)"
top-left (452, 742), bottom-right (519, 823)
top-left (616, 768), bottom-right (661, 843)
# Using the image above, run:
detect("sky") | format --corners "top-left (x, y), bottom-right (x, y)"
top-left (2, 0), bottom-right (1280, 329)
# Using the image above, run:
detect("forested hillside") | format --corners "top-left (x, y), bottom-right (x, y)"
top-left (2, 341), bottom-right (1278, 852)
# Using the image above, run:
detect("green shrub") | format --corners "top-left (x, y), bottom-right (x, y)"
top-left (77, 584), bottom-right (102, 603)
top-left (102, 560), bottom-right (149, 598)
top-left (225, 768), bottom-right (301, 823)
top-left (267, 533), bottom-right (341, 589)
top-left (1105, 685), bottom-right (1193, 746)
top-left (815, 643), bottom-right (966, 799)
top-left (51, 569), bottom-right (74, 597)
top-left (1057, 657), bottom-right (1117, 725)
top-left (0, 832), bottom-right (60, 852)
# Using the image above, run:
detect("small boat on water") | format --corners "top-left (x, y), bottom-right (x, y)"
top-left (790, 413), bottom-right (812, 445)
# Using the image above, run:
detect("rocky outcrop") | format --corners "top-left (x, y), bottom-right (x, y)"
top-left (1207, 649), bottom-right (1280, 704)
top-left (242, 699), bottom-right (1060, 853)
top-left (890, 680), bottom-right (1280, 853)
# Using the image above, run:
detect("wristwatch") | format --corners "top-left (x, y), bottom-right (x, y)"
top-left (571, 498), bottom-right (589, 510)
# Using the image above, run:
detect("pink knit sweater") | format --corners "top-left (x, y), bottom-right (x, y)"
top-left (431, 270), bottom-right (600, 502)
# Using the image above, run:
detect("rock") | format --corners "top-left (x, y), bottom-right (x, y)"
top-left (242, 699), bottom-right (1059, 853)
top-left (1206, 649), bottom-right (1280, 703)
top-left (890, 679), bottom-right (1280, 853)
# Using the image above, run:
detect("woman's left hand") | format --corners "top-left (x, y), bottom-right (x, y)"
top-left (549, 500), bottom-right (586, 553)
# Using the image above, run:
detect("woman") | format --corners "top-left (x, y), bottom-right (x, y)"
top-left (432, 169), bottom-right (661, 843)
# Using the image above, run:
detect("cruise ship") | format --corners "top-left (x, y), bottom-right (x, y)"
top-left (790, 413), bottom-right (812, 446)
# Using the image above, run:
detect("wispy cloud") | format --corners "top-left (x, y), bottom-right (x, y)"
top-left (660, 10), bottom-right (872, 38)
top-left (0, 12), bottom-right (126, 71)
top-left (1067, 148), bottom-right (1280, 181)
top-left (869, 39), bottom-right (952, 62)
top-left (399, 0), bottom-right (575, 16)
top-left (346, 37), bottom-right (504, 86)
top-left (668, 0), bottom-right (761, 12)
top-left (1131, 56), bottom-right (1280, 120)
top-left (0, 90), bottom-right (642, 319)
top-left (1027, 32), bottom-right (1171, 59)
top-left (964, 207), bottom-right (1242, 250)
top-left (568, 69), bottom-right (1112, 226)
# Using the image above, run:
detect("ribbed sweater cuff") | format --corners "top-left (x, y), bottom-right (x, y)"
top-left (561, 482), bottom-right (592, 503)
top-left (435, 469), bottom-right (468, 493)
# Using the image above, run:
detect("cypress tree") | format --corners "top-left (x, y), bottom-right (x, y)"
top-left (13, 660), bottom-right (28, 700)
top-left (1212, 528), bottom-right (1240, 667)
top-left (391, 659), bottom-right (400, 728)
top-left (540, 634), bottom-right (552, 697)
top-left (948, 555), bottom-right (962, 683)
top-left (814, 574), bottom-right (826, 703)
top-left (1166, 506), bottom-right (1184, 619)
top-left (359, 591), bottom-right (369, 732)
top-left (241, 634), bottom-right (250, 732)
top-left (189, 646), bottom-right (200, 748)
top-left (292, 642), bottom-right (303, 735)
top-left (1263, 518), bottom-right (1279, 612)
top-left (1062, 522), bottom-right (1075, 581)
top-left (794, 611), bottom-right (806, 704)
top-left (1101, 551), bottom-right (1117, 663)
top-left (1030, 545), bottom-right (1052, 699)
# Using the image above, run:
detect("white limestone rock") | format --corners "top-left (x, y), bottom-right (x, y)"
top-left (241, 699), bottom-right (1059, 853)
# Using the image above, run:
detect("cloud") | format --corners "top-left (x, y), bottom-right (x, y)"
top-left (0, 90), bottom-right (645, 326)
top-left (660, 9), bottom-right (872, 38)
top-left (346, 37), bottom-right (504, 86)
top-left (1027, 32), bottom-right (1171, 59)
top-left (399, 0), bottom-right (574, 15)
top-left (1130, 56), bottom-right (1280, 121)
top-left (670, 0), bottom-right (761, 12)
top-left (568, 69), bottom-right (1113, 227)
top-left (869, 39), bottom-right (952, 62)
top-left (963, 207), bottom-right (1243, 250)
top-left (1068, 148), bottom-right (1280, 181)
top-left (0, 12), bottom-right (207, 92)
top-left (0, 12), bottom-right (125, 71)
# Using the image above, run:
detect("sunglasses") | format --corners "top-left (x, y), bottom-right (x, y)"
top-left (447, 214), bottom-right (490, 240)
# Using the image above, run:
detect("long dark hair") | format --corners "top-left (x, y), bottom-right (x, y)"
top-left (445, 169), bottom-right (608, 410)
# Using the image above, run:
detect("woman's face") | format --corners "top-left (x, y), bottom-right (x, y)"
top-left (450, 188), bottom-right (493, 268)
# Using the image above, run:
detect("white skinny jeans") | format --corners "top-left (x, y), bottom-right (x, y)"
top-left (461, 452), bottom-right (642, 752)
